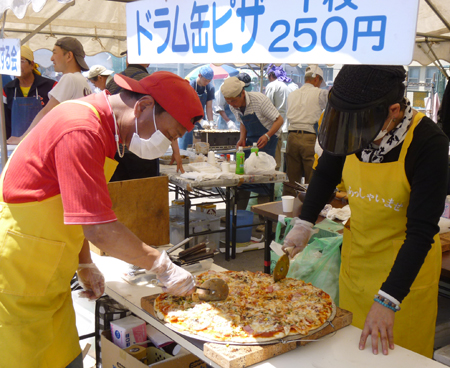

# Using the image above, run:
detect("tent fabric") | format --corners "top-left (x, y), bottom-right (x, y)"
top-left (1, 0), bottom-right (127, 57)
top-left (1, 0), bottom-right (450, 64)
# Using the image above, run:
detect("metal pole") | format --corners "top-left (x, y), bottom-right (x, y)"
top-left (0, 11), bottom-right (9, 170)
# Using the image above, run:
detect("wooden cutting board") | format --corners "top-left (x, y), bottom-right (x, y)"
top-left (108, 176), bottom-right (169, 246)
top-left (141, 295), bottom-right (352, 368)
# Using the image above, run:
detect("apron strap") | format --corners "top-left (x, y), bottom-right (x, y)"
top-left (60, 100), bottom-right (101, 120)
top-left (398, 112), bottom-right (424, 163)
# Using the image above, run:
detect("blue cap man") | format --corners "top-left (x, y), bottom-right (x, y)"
top-left (178, 64), bottom-right (216, 150)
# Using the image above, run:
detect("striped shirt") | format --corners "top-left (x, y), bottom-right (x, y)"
top-left (229, 91), bottom-right (281, 136)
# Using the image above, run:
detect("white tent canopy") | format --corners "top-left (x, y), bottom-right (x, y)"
top-left (1, 0), bottom-right (127, 57)
top-left (1, 0), bottom-right (450, 65)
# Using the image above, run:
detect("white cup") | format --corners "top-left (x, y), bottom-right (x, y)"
top-left (221, 162), bottom-right (230, 173)
top-left (207, 151), bottom-right (216, 165)
top-left (281, 195), bottom-right (295, 212)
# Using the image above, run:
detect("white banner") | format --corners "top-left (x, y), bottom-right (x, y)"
top-left (0, 39), bottom-right (21, 76)
top-left (126, 0), bottom-right (419, 65)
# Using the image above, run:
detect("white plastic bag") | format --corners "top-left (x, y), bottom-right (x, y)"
top-left (244, 152), bottom-right (276, 174)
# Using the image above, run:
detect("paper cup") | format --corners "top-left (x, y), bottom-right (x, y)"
top-left (281, 195), bottom-right (295, 212)
top-left (221, 162), bottom-right (230, 173)
top-left (207, 151), bottom-right (216, 165)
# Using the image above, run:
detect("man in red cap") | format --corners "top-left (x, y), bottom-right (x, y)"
top-left (0, 71), bottom-right (204, 368)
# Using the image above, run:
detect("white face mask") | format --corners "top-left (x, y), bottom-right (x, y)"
top-left (373, 118), bottom-right (394, 141)
top-left (129, 106), bottom-right (171, 160)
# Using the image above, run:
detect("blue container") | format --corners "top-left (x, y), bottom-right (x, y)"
top-left (229, 210), bottom-right (254, 243)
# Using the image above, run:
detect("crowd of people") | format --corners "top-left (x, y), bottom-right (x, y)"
top-left (1, 38), bottom-right (448, 366)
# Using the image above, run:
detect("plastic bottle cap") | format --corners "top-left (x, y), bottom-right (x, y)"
top-left (253, 142), bottom-right (257, 146)
top-left (239, 146), bottom-right (243, 151)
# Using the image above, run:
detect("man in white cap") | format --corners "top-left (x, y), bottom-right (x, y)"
top-left (8, 37), bottom-right (92, 144)
top-left (222, 76), bottom-right (283, 211)
top-left (283, 65), bottom-right (328, 197)
top-left (2, 45), bottom-right (57, 138)
top-left (87, 65), bottom-right (114, 91)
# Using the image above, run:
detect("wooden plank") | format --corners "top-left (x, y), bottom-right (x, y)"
top-left (108, 176), bottom-right (169, 246)
top-left (141, 295), bottom-right (352, 368)
top-left (203, 308), bottom-right (352, 368)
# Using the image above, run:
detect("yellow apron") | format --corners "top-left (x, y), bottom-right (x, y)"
top-left (0, 101), bottom-right (118, 367)
top-left (340, 112), bottom-right (441, 358)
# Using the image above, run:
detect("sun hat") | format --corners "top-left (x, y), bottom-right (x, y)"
top-left (88, 65), bottom-right (114, 79)
top-left (221, 77), bottom-right (246, 98)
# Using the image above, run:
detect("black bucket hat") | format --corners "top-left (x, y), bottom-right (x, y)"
top-left (318, 65), bottom-right (406, 156)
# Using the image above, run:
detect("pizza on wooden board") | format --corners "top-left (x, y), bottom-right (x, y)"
top-left (154, 270), bottom-right (334, 343)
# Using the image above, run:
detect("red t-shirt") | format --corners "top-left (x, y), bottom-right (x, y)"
top-left (3, 92), bottom-right (118, 225)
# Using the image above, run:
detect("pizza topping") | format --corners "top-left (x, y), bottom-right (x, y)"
top-left (154, 270), bottom-right (333, 343)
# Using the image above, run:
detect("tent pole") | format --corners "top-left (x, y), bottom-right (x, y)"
top-left (260, 64), bottom-right (263, 92)
top-left (0, 11), bottom-right (8, 170)
top-left (425, 39), bottom-right (450, 79)
top-left (21, 1), bottom-right (75, 44)
top-left (425, 0), bottom-right (450, 34)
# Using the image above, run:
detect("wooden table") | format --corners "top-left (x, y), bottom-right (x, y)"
top-left (251, 197), bottom-right (346, 273)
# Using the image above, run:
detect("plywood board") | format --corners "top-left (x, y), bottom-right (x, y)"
top-left (108, 176), bottom-right (169, 246)
top-left (203, 308), bottom-right (352, 368)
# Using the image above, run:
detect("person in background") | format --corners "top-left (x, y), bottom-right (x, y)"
top-left (222, 76), bottom-right (283, 215)
top-left (215, 72), bottom-right (252, 130)
top-left (265, 64), bottom-right (292, 170)
top-left (178, 65), bottom-right (215, 150)
top-left (3, 45), bottom-right (57, 139)
top-left (283, 65), bottom-right (448, 358)
top-left (283, 65), bottom-right (328, 197)
top-left (0, 71), bottom-right (204, 368)
top-left (105, 50), bottom-right (149, 94)
top-left (7, 37), bottom-right (92, 144)
top-left (87, 65), bottom-right (114, 91)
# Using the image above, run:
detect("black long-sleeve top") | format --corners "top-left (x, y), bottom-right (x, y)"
top-left (300, 115), bottom-right (449, 303)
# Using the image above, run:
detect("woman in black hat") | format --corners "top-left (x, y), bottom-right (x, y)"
top-left (282, 65), bottom-right (448, 358)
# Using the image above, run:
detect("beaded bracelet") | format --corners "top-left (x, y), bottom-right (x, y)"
top-left (374, 294), bottom-right (401, 312)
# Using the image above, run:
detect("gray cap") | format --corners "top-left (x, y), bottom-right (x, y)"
top-left (55, 37), bottom-right (89, 71)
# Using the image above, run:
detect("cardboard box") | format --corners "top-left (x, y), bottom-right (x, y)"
top-left (101, 330), bottom-right (208, 368)
top-left (110, 315), bottom-right (147, 349)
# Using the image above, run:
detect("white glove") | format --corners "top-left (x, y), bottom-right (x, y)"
top-left (150, 251), bottom-right (195, 296)
top-left (77, 263), bottom-right (105, 300)
top-left (282, 218), bottom-right (318, 258)
top-left (227, 121), bottom-right (237, 130)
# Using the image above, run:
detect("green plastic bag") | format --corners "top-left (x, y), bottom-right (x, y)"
top-left (270, 219), bottom-right (342, 305)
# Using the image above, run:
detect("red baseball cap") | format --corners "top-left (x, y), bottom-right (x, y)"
top-left (114, 71), bottom-right (204, 131)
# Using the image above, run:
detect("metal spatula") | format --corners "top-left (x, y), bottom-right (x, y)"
top-left (151, 277), bottom-right (229, 302)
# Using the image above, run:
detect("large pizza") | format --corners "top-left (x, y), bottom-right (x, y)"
top-left (154, 270), bottom-right (334, 343)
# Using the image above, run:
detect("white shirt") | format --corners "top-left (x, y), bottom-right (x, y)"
top-left (229, 91), bottom-right (281, 136)
top-left (215, 85), bottom-right (227, 112)
top-left (265, 79), bottom-right (291, 122)
top-left (287, 81), bottom-right (299, 92)
top-left (49, 72), bottom-right (92, 103)
top-left (287, 83), bottom-right (328, 133)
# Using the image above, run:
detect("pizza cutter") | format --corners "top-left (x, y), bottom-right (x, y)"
top-left (150, 278), bottom-right (229, 302)
top-left (273, 247), bottom-right (293, 282)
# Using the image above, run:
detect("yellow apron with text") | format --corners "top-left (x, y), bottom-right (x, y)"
top-left (340, 112), bottom-right (441, 358)
top-left (0, 101), bottom-right (118, 368)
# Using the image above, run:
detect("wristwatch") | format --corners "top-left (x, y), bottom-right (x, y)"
top-left (264, 133), bottom-right (270, 141)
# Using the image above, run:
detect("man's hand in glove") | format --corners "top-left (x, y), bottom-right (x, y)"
top-left (77, 263), bottom-right (105, 300)
top-left (282, 218), bottom-right (317, 258)
top-left (150, 251), bottom-right (195, 296)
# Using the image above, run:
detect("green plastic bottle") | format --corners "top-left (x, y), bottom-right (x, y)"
top-left (251, 142), bottom-right (259, 156)
top-left (235, 146), bottom-right (245, 175)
